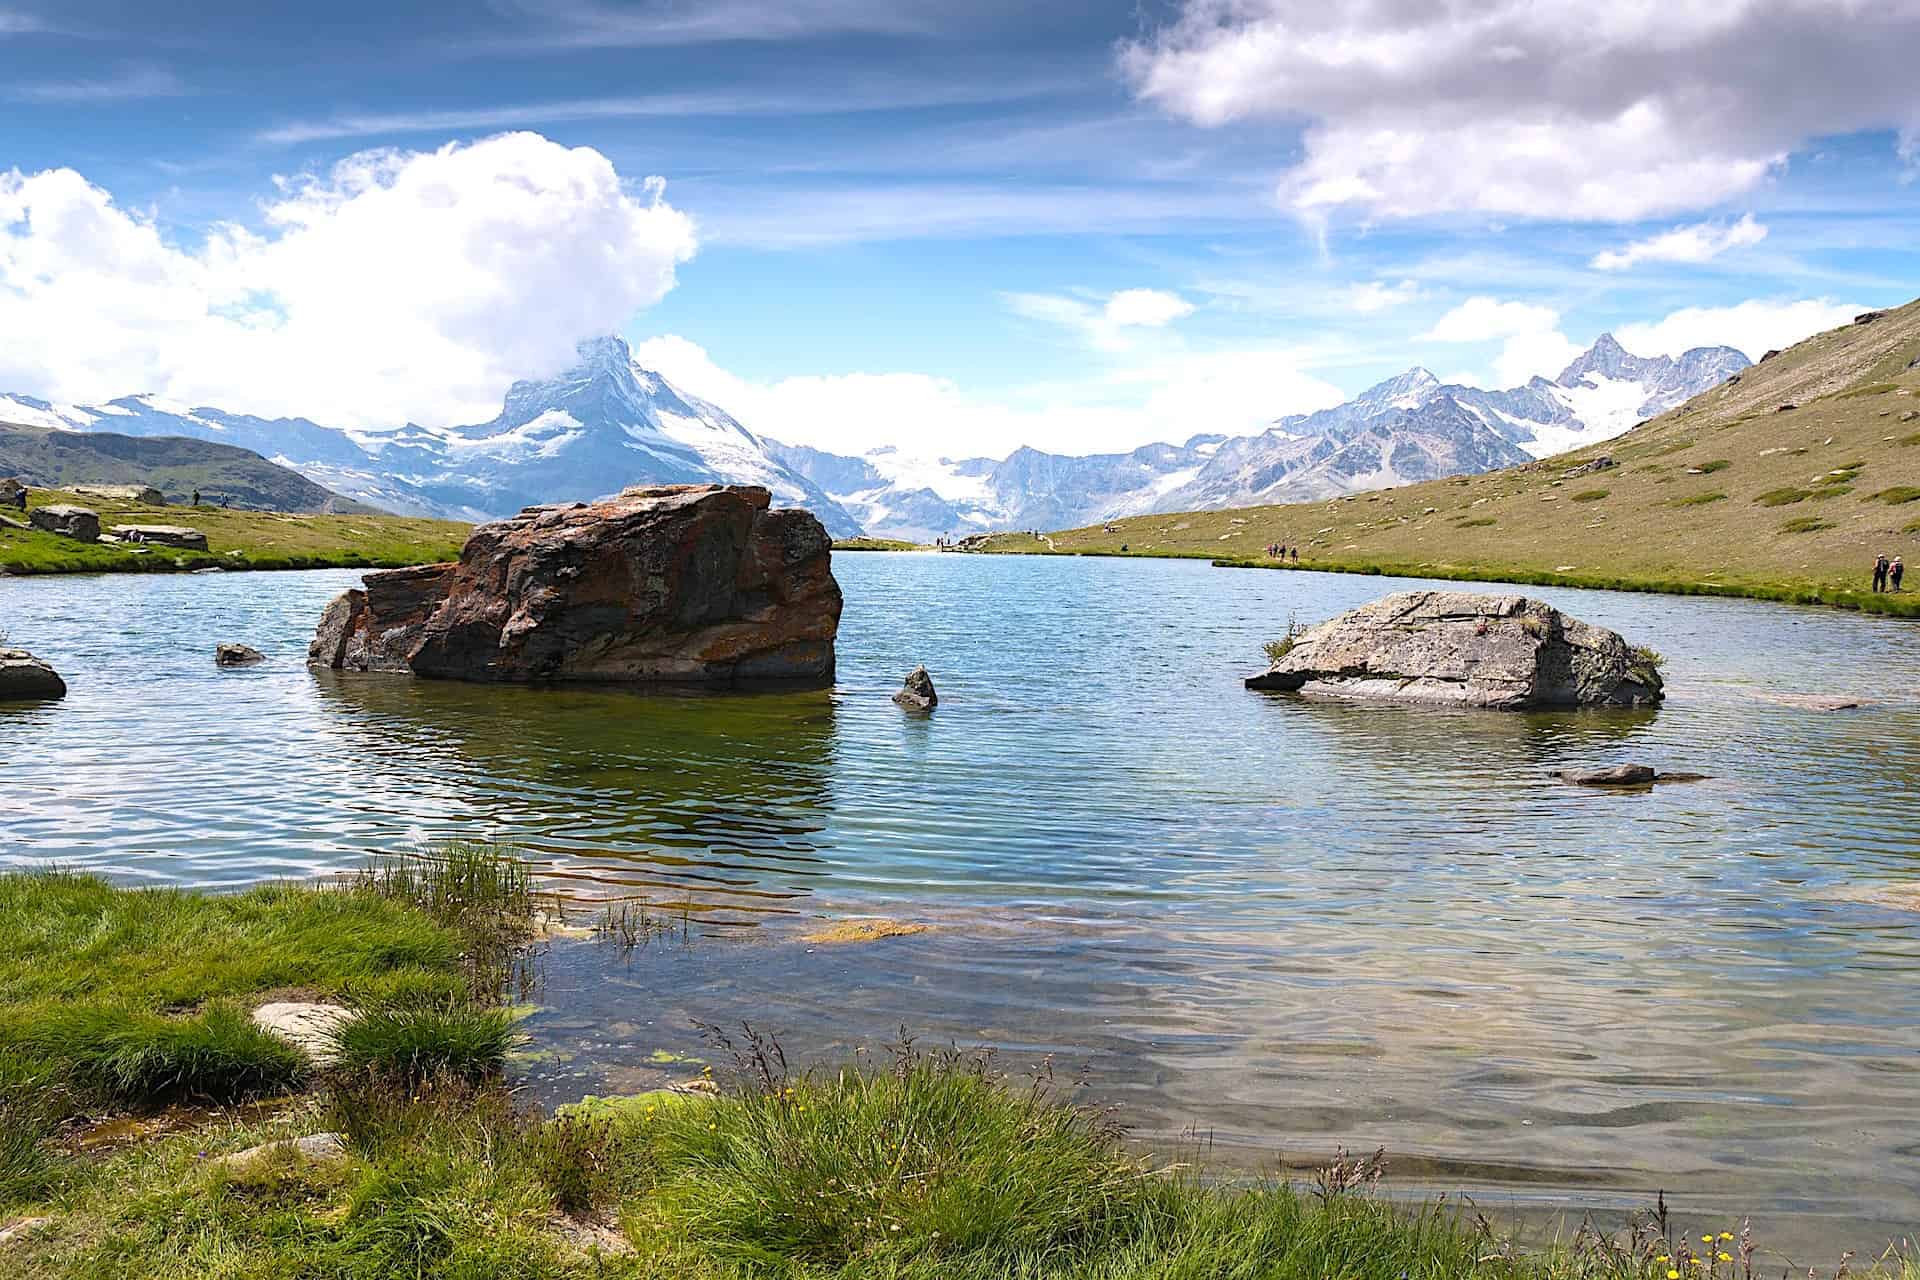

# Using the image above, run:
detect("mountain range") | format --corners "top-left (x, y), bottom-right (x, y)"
top-left (0, 333), bottom-right (1745, 538)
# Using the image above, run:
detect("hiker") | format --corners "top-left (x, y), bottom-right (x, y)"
top-left (1894, 557), bottom-right (1906, 592)
top-left (1873, 554), bottom-right (1890, 592)
top-left (11, 484), bottom-right (24, 511)
top-left (191, 488), bottom-right (201, 507)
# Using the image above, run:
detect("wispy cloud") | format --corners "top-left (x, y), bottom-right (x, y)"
top-left (1591, 214), bottom-right (1768, 271)
top-left (476, 0), bottom-right (945, 50)
top-left (1005, 287), bottom-right (1196, 351)
top-left (257, 75), bottom-right (1076, 145)
top-left (5, 64), bottom-right (186, 103)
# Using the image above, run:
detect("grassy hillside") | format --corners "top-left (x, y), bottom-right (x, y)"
top-left (983, 298), bottom-right (1920, 614)
top-left (0, 421), bottom-right (374, 515)
top-left (0, 485), bottom-right (468, 575)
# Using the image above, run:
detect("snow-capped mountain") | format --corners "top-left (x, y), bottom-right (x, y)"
top-left (771, 334), bottom-right (1746, 537)
top-left (1, 338), bottom-right (861, 535)
top-left (2, 331), bottom-right (1742, 540)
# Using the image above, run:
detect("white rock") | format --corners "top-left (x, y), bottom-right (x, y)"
top-left (251, 1001), bottom-right (356, 1065)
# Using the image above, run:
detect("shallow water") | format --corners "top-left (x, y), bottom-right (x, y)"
top-left (4, 554), bottom-right (1919, 1253)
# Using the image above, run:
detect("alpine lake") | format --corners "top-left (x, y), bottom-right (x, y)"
top-left (4, 552), bottom-right (1919, 1255)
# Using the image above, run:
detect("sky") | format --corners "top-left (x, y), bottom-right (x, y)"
top-left (2, 0), bottom-right (1918, 459)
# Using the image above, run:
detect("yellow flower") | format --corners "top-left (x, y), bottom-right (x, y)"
top-left (1718, 1254), bottom-right (1733, 1263)
top-left (1719, 1233), bottom-right (1735, 1241)
top-left (1701, 1236), bottom-right (1714, 1245)
top-left (1658, 1256), bottom-right (1671, 1264)
top-left (1668, 1270), bottom-right (1681, 1279)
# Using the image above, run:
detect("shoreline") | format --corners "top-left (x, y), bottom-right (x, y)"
top-left (5, 859), bottom-right (1908, 1277)
top-left (971, 540), bottom-right (1920, 618)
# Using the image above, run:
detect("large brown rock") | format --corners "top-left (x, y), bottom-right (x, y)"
top-left (309, 484), bottom-right (841, 685)
top-left (29, 505), bottom-right (99, 543)
top-left (1244, 590), bottom-right (1663, 710)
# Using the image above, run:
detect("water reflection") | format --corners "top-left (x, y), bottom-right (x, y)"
top-left (3, 558), bottom-right (1920, 1254)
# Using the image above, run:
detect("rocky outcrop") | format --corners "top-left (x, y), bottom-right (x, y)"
top-left (1245, 591), bottom-right (1663, 710)
top-left (74, 484), bottom-right (166, 505)
top-left (28, 505), bottom-right (99, 542)
top-left (0, 649), bottom-right (66, 700)
top-left (215, 643), bottom-right (265, 667)
top-left (309, 484), bottom-right (841, 686)
top-left (892, 665), bottom-right (937, 711)
top-left (109, 524), bottom-right (207, 550)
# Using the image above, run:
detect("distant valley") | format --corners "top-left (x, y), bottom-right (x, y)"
top-left (1, 333), bottom-right (1744, 539)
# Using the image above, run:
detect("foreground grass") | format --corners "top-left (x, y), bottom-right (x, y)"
top-left (979, 300), bottom-right (1920, 616)
top-left (0, 487), bottom-right (468, 575)
top-left (4, 864), bottom-right (1910, 1278)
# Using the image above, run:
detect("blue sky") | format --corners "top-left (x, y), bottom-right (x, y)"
top-left (2, 0), bottom-right (1918, 457)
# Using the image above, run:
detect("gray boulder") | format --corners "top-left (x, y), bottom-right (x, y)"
top-left (28, 505), bottom-right (100, 543)
top-left (215, 643), bottom-right (266, 667)
top-left (1245, 591), bottom-right (1663, 710)
top-left (0, 649), bottom-right (66, 701)
top-left (892, 665), bottom-right (938, 711)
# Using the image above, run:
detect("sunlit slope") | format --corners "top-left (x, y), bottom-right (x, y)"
top-left (993, 298), bottom-right (1920, 607)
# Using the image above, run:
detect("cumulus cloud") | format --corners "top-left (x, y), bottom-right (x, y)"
top-left (1122, 1), bottom-right (1920, 221)
top-left (1005, 287), bottom-right (1196, 351)
top-left (0, 132), bottom-right (696, 428)
top-left (1616, 298), bottom-right (1864, 362)
top-left (1417, 296), bottom-right (1558, 344)
top-left (636, 334), bottom-right (1344, 458)
top-left (1416, 295), bottom-right (1579, 385)
top-left (1591, 213), bottom-right (1767, 271)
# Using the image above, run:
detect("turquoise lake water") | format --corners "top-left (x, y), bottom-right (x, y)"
top-left (3, 553), bottom-right (1919, 1252)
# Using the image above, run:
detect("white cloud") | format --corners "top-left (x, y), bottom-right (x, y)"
top-left (0, 133), bottom-right (696, 428)
top-left (1122, 1), bottom-right (1920, 221)
top-left (1417, 296), bottom-right (1558, 343)
top-left (1005, 287), bottom-right (1196, 351)
top-left (1591, 213), bottom-right (1767, 271)
top-left (1103, 288), bottom-right (1195, 328)
top-left (1416, 295), bottom-right (1579, 385)
top-left (1615, 298), bottom-right (1864, 362)
top-left (1347, 279), bottom-right (1420, 313)
top-left (636, 335), bottom-right (1344, 458)
top-left (1491, 330), bottom-right (1583, 387)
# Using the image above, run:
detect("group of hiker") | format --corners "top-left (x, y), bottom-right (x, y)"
top-left (1264, 542), bottom-right (1300, 562)
top-left (1873, 554), bottom-right (1905, 592)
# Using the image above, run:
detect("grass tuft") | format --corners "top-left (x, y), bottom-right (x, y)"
top-left (331, 1003), bottom-right (522, 1085)
top-left (1570, 489), bottom-right (1609, 502)
top-left (1781, 517), bottom-right (1835, 534)
top-left (1865, 486), bottom-right (1920, 504)
top-left (1672, 491), bottom-right (1728, 507)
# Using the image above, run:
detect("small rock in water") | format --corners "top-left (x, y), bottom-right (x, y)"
top-left (892, 664), bottom-right (937, 711)
top-left (1553, 764), bottom-right (1658, 786)
top-left (0, 649), bottom-right (66, 701)
top-left (215, 643), bottom-right (266, 667)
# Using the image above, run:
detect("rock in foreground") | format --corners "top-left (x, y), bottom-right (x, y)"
top-left (1245, 591), bottom-right (1663, 710)
top-left (310, 484), bottom-right (841, 686)
top-left (0, 649), bottom-right (66, 701)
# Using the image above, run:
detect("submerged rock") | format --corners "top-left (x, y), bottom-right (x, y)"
top-left (0, 649), bottom-right (66, 701)
top-left (1552, 764), bottom-right (1657, 786)
top-left (28, 504), bottom-right (99, 543)
top-left (215, 643), bottom-right (265, 667)
top-left (1245, 590), bottom-right (1663, 710)
top-left (891, 664), bottom-right (937, 711)
top-left (308, 485), bottom-right (841, 685)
